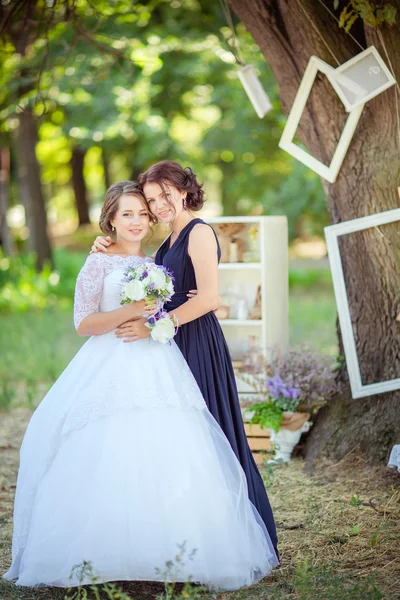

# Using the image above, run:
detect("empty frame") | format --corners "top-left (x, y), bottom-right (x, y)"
top-left (279, 56), bottom-right (364, 183)
top-left (325, 208), bottom-right (400, 399)
top-left (327, 46), bottom-right (396, 112)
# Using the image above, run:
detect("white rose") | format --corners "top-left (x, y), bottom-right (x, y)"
top-left (148, 268), bottom-right (166, 290)
top-left (141, 275), bottom-right (151, 289)
top-left (150, 318), bottom-right (175, 344)
top-left (165, 278), bottom-right (174, 295)
top-left (124, 280), bottom-right (146, 301)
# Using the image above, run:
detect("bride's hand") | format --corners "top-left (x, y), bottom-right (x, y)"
top-left (115, 317), bottom-right (150, 342)
top-left (89, 235), bottom-right (113, 254)
top-left (128, 300), bottom-right (157, 319)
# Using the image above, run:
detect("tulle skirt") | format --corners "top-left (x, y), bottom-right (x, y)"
top-left (3, 333), bottom-right (278, 589)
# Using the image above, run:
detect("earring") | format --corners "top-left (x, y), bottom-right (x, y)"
top-left (183, 197), bottom-right (187, 211)
top-left (112, 225), bottom-right (115, 232)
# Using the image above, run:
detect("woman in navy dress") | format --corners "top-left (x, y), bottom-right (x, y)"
top-left (93, 161), bottom-right (278, 556)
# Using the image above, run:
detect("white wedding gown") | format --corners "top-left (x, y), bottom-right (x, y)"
top-left (3, 253), bottom-right (278, 590)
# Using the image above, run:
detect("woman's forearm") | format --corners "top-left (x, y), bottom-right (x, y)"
top-left (171, 293), bottom-right (220, 326)
top-left (77, 304), bottom-right (137, 336)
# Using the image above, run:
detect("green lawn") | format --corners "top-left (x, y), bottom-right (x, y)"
top-left (289, 286), bottom-right (337, 357)
top-left (0, 309), bottom-right (84, 409)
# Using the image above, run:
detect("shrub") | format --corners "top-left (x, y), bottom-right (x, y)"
top-left (0, 249), bottom-right (86, 312)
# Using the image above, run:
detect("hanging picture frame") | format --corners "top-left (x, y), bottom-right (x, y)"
top-left (327, 46), bottom-right (396, 112)
top-left (325, 208), bottom-right (400, 399)
top-left (279, 56), bottom-right (364, 183)
top-left (237, 64), bottom-right (273, 118)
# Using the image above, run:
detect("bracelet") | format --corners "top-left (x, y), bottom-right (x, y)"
top-left (171, 312), bottom-right (180, 329)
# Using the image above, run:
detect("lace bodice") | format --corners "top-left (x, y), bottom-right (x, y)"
top-left (73, 253), bottom-right (154, 330)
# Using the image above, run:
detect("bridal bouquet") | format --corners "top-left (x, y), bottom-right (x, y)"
top-left (120, 263), bottom-right (177, 344)
top-left (121, 263), bottom-right (174, 307)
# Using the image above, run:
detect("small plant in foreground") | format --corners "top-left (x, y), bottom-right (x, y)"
top-left (155, 542), bottom-right (206, 600)
top-left (0, 376), bottom-right (16, 411)
top-left (64, 543), bottom-right (205, 600)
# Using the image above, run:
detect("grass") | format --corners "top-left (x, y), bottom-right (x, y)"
top-left (0, 407), bottom-right (399, 599)
top-left (289, 286), bottom-right (337, 357)
top-left (0, 309), bottom-right (84, 410)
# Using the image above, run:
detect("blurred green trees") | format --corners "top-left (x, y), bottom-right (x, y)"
top-left (0, 0), bottom-right (327, 268)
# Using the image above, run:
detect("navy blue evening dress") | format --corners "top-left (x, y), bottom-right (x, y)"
top-left (155, 218), bottom-right (278, 555)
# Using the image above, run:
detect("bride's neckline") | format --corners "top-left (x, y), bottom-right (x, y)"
top-left (102, 253), bottom-right (149, 259)
top-left (98, 252), bottom-right (150, 261)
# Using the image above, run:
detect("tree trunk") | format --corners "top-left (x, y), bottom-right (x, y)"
top-left (228, 0), bottom-right (400, 463)
top-left (15, 109), bottom-right (53, 270)
top-left (220, 161), bottom-right (240, 215)
top-left (102, 148), bottom-right (111, 190)
top-left (71, 146), bottom-right (90, 226)
top-left (0, 146), bottom-right (15, 255)
top-left (130, 165), bottom-right (143, 182)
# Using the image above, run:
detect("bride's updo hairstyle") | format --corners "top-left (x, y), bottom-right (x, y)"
top-left (99, 181), bottom-right (156, 237)
top-left (138, 160), bottom-right (205, 213)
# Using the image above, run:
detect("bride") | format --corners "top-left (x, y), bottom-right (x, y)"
top-left (3, 181), bottom-right (278, 590)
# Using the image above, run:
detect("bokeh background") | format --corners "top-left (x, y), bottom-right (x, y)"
top-left (0, 0), bottom-right (336, 409)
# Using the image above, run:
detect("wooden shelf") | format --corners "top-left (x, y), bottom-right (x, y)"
top-left (218, 319), bottom-right (262, 326)
top-left (219, 262), bottom-right (260, 269)
top-left (205, 216), bottom-right (289, 364)
top-left (206, 216), bottom-right (263, 224)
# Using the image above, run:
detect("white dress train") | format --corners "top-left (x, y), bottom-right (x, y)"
top-left (3, 253), bottom-right (278, 590)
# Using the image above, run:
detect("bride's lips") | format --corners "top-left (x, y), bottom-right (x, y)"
top-left (129, 229), bottom-right (142, 235)
top-left (158, 209), bottom-right (170, 218)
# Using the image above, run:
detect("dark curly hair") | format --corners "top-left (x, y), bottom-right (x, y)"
top-left (138, 160), bottom-right (205, 212)
top-left (99, 181), bottom-right (156, 237)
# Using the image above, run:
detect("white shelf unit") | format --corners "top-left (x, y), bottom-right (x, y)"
top-left (217, 320), bottom-right (263, 326)
top-left (218, 262), bottom-right (261, 270)
top-left (205, 216), bottom-right (289, 405)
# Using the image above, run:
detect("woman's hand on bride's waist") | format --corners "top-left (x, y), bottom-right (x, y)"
top-left (187, 290), bottom-right (222, 312)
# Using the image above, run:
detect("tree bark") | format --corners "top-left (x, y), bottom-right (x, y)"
top-left (130, 165), bottom-right (144, 182)
top-left (102, 147), bottom-right (111, 191)
top-left (0, 146), bottom-right (15, 255)
top-left (228, 0), bottom-right (400, 463)
top-left (7, 2), bottom-right (53, 270)
top-left (15, 109), bottom-right (53, 270)
top-left (71, 146), bottom-right (90, 226)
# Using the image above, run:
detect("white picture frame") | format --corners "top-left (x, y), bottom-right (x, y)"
top-left (325, 208), bottom-right (400, 399)
top-left (327, 46), bottom-right (396, 112)
top-left (279, 56), bottom-right (364, 183)
top-left (237, 64), bottom-right (273, 118)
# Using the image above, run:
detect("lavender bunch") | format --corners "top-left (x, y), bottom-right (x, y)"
top-left (267, 374), bottom-right (300, 412)
top-left (270, 344), bottom-right (337, 412)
